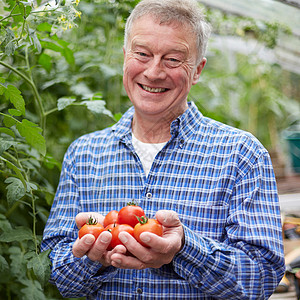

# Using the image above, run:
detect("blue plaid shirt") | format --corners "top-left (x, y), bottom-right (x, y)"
top-left (42, 102), bottom-right (285, 299)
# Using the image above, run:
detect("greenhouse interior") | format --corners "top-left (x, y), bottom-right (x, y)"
top-left (0, 0), bottom-right (300, 299)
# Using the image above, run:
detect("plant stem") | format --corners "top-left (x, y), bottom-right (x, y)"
top-left (3, 151), bottom-right (39, 253)
top-left (25, 47), bottom-right (46, 132)
top-left (0, 60), bottom-right (46, 133)
top-left (44, 107), bottom-right (58, 116)
top-left (0, 4), bottom-right (18, 22)
top-left (31, 191), bottom-right (38, 254)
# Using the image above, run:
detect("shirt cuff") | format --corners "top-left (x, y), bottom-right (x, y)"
top-left (82, 256), bottom-right (117, 281)
top-left (172, 225), bottom-right (208, 285)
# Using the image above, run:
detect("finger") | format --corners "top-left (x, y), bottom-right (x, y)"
top-left (111, 252), bottom-right (146, 270)
top-left (139, 231), bottom-right (164, 249)
top-left (75, 212), bottom-right (105, 229)
top-left (87, 231), bottom-right (112, 261)
top-left (155, 210), bottom-right (181, 227)
top-left (72, 234), bottom-right (95, 257)
top-left (118, 231), bottom-right (157, 262)
top-left (139, 229), bottom-right (183, 256)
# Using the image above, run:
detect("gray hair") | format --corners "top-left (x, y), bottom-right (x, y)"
top-left (124, 0), bottom-right (211, 63)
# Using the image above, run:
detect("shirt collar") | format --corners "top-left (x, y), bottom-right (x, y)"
top-left (112, 101), bottom-right (203, 142)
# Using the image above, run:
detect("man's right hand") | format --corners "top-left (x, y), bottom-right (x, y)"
top-left (72, 212), bottom-right (127, 267)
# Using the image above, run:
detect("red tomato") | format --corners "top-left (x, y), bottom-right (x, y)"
top-left (103, 210), bottom-right (118, 227)
top-left (78, 216), bottom-right (104, 239)
top-left (105, 223), bottom-right (118, 232)
top-left (108, 224), bottom-right (134, 250)
top-left (134, 217), bottom-right (163, 247)
top-left (117, 202), bottom-right (145, 228)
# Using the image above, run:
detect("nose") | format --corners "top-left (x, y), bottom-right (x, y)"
top-left (143, 57), bottom-right (167, 81)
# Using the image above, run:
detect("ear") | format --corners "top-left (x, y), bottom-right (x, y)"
top-left (192, 58), bottom-right (206, 85)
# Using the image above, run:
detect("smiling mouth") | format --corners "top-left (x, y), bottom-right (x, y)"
top-left (139, 84), bottom-right (168, 93)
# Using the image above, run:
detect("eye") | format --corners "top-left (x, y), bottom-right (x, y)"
top-left (137, 52), bottom-right (147, 57)
top-left (134, 51), bottom-right (150, 62)
top-left (164, 57), bottom-right (182, 68)
top-left (168, 58), bottom-right (179, 62)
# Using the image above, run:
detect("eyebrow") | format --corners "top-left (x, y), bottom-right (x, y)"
top-left (131, 40), bottom-right (188, 56)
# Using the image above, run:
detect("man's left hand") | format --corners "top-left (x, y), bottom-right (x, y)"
top-left (110, 210), bottom-right (184, 269)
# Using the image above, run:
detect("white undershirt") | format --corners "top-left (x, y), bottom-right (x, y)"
top-left (132, 133), bottom-right (167, 177)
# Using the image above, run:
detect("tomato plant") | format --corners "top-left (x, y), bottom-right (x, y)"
top-left (117, 202), bottom-right (145, 228)
top-left (134, 217), bottom-right (163, 247)
top-left (108, 224), bottom-right (134, 250)
top-left (103, 210), bottom-right (119, 227)
top-left (79, 216), bottom-right (104, 239)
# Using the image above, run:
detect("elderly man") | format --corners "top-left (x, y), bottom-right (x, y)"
top-left (42, 0), bottom-right (285, 299)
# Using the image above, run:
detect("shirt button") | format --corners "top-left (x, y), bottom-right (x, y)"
top-left (146, 192), bottom-right (152, 199)
top-left (137, 288), bottom-right (143, 294)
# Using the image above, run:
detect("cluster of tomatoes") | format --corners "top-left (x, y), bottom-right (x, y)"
top-left (78, 202), bottom-right (163, 249)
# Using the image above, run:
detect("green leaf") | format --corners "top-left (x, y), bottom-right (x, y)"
top-left (5, 177), bottom-right (26, 205)
top-left (16, 119), bottom-right (46, 156)
top-left (0, 226), bottom-right (33, 242)
top-left (62, 46), bottom-right (75, 65)
top-left (38, 53), bottom-right (52, 73)
top-left (113, 113), bottom-right (123, 122)
top-left (5, 40), bottom-right (16, 56)
top-left (37, 22), bottom-right (52, 32)
top-left (3, 114), bottom-right (17, 127)
top-left (20, 279), bottom-right (46, 300)
top-left (8, 246), bottom-right (27, 279)
top-left (40, 40), bottom-right (63, 53)
top-left (26, 181), bottom-right (38, 193)
top-left (0, 255), bottom-right (9, 272)
top-left (57, 96), bottom-right (76, 111)
top-left (0, 156), bottom-right (27, 189)
top-left (27, 250), bottom-right (51, 287)
top-left (29, 30), bottom-right (42, 53)
top-left (2, 28), bottom-right (16, 56)
top-left (0, 137), bottom-right (18, 154)
top-left (0, 213), bottom-right (12, 232)
top-left (40, 40), bottom-right (74, 65)
top-left (5, 85), bottom-right (25, 115)
top-left (82, 100), bottom-right (113, 117)
top-left (43, 154), bottom-right (62, 170)
top-left (0, 127), bottom-right (15, 137)
top-left (8, 108), bottom-right (23, 116)
top-left (0, 78), bottom-right (6, 95)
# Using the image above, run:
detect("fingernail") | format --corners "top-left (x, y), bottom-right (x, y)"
top-left (141, 234), bottom-right (150, 243)
top-left (114, 259), bottom-right (121, 264)
top-left (119, 233), bottom-right (128, 244)
top-left (85, 235), bottom-right (94, 244)
top-left (100, 234), bottom-right (110, 243)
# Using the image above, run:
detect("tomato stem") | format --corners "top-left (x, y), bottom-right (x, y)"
top-left (86, 216), bottom-right (98, 225)
top-left (127, 199), bottom-right (138, 206)
top-left (136, 215), bottom-right (148, 225)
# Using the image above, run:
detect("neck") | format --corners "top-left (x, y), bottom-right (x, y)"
top-left (132, 105), bottom-right (188, 143)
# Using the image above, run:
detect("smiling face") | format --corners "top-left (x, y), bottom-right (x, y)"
top-left (123, 14), bottom-right (206, 122)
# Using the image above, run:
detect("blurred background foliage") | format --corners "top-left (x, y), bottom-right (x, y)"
top-left (0, 0), bottom-right (299, 298)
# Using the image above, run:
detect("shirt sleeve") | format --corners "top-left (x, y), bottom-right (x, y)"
top-left (172, 151), bottom-right (285, 299)
top-left (41, 142), bottom-right (118, 298)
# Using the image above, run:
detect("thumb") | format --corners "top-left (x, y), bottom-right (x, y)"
top-left (155, 210), bottom-right (181, 227)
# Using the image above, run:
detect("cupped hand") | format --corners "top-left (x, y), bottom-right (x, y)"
top-left (72, 212), bottom-right (127, 266)
top-left (110, 210), bottom-right (184, 269)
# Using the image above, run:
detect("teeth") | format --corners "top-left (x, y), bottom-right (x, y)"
top-left (141, 85), bottom-right (166, 93)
